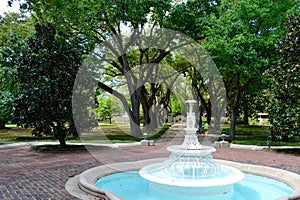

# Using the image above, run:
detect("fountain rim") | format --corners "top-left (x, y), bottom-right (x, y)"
top-left (67, 158), bottom-right (300, 200)
top-left (185, 100), bottom-right (197, 104)
top-left (167, 145), bottom-right (216, 155)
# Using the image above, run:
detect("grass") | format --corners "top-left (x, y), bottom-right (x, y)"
top-left (1, 123), bottom-right (300, 150)
top-left (30, 123), bottom-right (171, 152)
top-left (0, 126), bottom-right (33, 144)
top-left (0, 123), bottom-right (171, 152)
top-left (78, 123), bottom-right (171, 143)
top-left (0, 123), bottom-right (136, 144)
top-left (0, 124), bottom-right (67, 144)
top-left (221, 125), bottom-right (300, 146)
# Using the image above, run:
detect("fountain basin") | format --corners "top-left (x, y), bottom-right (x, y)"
top-left (95, 171), bottom-right (292, 200)
top-left (69, 158), bottom-right (300, 200)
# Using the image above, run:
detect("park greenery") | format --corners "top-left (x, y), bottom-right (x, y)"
top-left (0, 0), bottom-right (299, 147)
top-left (268, 14), bottom-right (300, 141)
top-left (12, 23), bottom-right (83, 146)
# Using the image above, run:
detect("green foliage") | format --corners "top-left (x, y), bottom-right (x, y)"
top-left (170, 94), bottom-right (182, 116)
top-left (5, 0), bottom-right (297, 141)
top-left (203, 123), bottom-right (209, 131)
top-left (22, 0), bottom-right (173, 46)
top-left (202, 0), bottom-right (298, 138)
top-left (0, 12), bottom-right (35, 127)
top-left (0, 12), bottom-right (35, 47)
top-left (97, 96), bottom-right (112, 122)
top-left (268, 14), bottom-right (300, 141)
top-left (13, 23), bottom-right (84, 146)
top-left (164, 0), bottom-right (219, 41)
top-left (20, 0), bottom-right (178, 137)
top-left (0, 91), bottom-right (13, 121)
top-left (97, 95), bottom-right (123, 122)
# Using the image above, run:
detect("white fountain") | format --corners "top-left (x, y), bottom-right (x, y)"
top-left (139, 100), bottom-right (244, 196)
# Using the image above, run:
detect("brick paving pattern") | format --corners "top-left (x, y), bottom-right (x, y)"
top-left (0, 128), bottom-right (300, 199)
top-left (0, 146), bottom-right (99, 200)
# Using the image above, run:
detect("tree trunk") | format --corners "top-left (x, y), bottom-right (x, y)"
top-left (150, 107), bottom-right (158, 130)
top-left (157, 105), bottom-right (166, 126)
top-left (228, 74), bottom-right (256, 138)
top-left (129, 115), bottom-right (142, 137)
top-left (229, 93), bottom-right (241, 139)
top-left (243, 105), bottom-right (249, 127)
top-left (141, 99), bottom-right (152, 132)
top-left (55, 123), bottom-right (67, 147)
top-left (130, 94), bottom-right (142, 137)
top-left (229, 110), bottom-right (237, 139)
top-left (58, 138), bottom-right (67, 147)
top-left (193, 82), bottom-right (212, 128)
top-left (213, 114), bottom-right (221, 134)
top-left (0, 120), bottom-right (5, 129)
top-left (141, 84), bottom-right (167, 133)
top-left (206, 102), bottom-right (212, 126)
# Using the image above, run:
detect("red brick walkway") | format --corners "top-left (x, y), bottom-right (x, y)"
top-left (0, 146), bottom-right (99, 200)
top-left (0, 141), bottom-right (299, 199)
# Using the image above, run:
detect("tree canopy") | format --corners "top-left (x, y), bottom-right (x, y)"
top-left (202, 0), bottom-right (298, 138)
top-left (0, 12), bottom-right (34, 128)
top-left (13, 23), bottom-right (84, 146)
top-left (268, 13), bottom-right (300, 140)
top-left (21, 0), bottom-right (221, 137)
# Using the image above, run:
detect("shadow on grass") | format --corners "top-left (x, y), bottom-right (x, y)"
top-left (16, 136), bottom-right (56, 141)
top-left (31, 144), bottom-right (111, 152)
top-left (266, 148), bottom-right (300, 156)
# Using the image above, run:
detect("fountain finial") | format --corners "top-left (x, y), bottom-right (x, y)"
top-left (185, 100), bottom-right (197, 129)
top-left (183, 100), bottom-right (201, 150)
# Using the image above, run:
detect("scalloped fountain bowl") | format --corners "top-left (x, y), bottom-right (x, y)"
top-left (139, 145), bottom-right (244, 196)
top-left (139, 163), bottom-right (243, 196)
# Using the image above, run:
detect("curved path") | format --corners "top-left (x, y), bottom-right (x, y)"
top-left (0, 128), bottom-right (300, 199)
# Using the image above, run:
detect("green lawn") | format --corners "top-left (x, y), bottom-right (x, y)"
top-left (0, 126), bottom-right (33, 144)
top-left (222, 125), bottom-right (300, 146)
top-left (1, 123), bottom-right (300, 147)
top-left (0, 123), bottom-right (171, 144)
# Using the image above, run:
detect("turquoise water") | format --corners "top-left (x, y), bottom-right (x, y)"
top-left (95, 171), bottom-right (293, 200)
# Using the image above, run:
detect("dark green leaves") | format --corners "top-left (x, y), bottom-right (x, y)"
top-left (13, 23), bottom-right (84, 145)
top-left (268, 14), bottom-right (300, 140)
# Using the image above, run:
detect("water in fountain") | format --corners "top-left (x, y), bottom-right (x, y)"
top-left (139, 100), bottom-right (244, 196)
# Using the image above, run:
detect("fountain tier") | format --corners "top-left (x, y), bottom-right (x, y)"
top-left (139, 100), bottom-right (244, 196)
top-left (139, 163), bottom-right (244, 196)
top-left (139, 145), bottom-right (244, 196)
